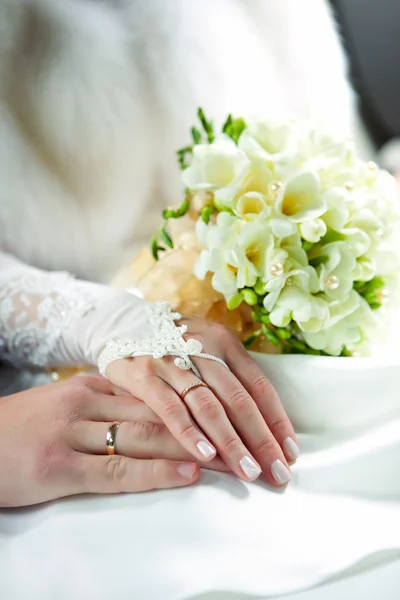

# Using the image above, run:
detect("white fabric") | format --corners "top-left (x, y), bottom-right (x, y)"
top-left (1, 352), bottom-right (399, 599)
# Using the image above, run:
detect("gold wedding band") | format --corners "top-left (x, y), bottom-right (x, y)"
top-left (105, 422), bottom-right (121, 455)
top-left (180, 381), bottom-right (208, 401)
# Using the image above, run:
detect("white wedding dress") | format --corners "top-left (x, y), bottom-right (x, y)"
top-left (0, 2), bottom-right (399, 599)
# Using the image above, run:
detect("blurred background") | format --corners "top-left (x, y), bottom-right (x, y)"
top-left (331, 0), bottom-right (400, 170)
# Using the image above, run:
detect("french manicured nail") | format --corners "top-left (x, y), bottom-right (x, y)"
top-left (197, 440), bottom-right (216, 459)
top-left (177, 463), bottom-right (197, 479)
top-left (271, 459), bottom-right (291, 485)
top-left (283, 437), bottom-right (300, 461)
top-left (240, 456), bottom-right (262, 480)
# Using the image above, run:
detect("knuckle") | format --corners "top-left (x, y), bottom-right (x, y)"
top-left (129, 421), bottom-right (164, 442)
top-left (227, 388), bottom-right (252, 417)
top-left (255, 437), bottom-right (278, 458)
top-left (61, 381), bottom-right (91, 406)
top-left (212, 323), bottom-right (232, 341)
top-left (252, 375), bottom-right (275, 399)
top-left (105, 456), bottom-right (128, 490)
top-left (140, 362), bottom-right (159, 379)
top-left (196, 393), bottom-right (221, 419)
top-left (178, 422), bottom-right (198, 442)
top-left (271, 418), bottom-right (291, 435)
top-left (162, 398), bottom-right (186, 420)
top-left (221, 436), bottom-right (242, 456)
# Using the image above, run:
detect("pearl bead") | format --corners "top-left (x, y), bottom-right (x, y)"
top-left (367, 161), bottom-right (378, 171)
top-left (352, 351), bottom-right (361, 357)
top-left (270, 263), bottom-right (284, 277)
top-left (344, 181), bottom-right (354, 191)
top-left (50, 371), bottom-right (60, 382)
top-left (269, 181), bottom-right (283, 197)
top-left (325, 275), bottom-right (340, 290)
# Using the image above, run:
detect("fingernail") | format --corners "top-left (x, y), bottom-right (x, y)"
top-left (240, 456), bottom-right (262, 480)
top-left (197, 440), bottom-right (216, 459)
top-left (177, 463), bottom-right (197, 479)
top-left (271, 459), bottom-right (291, 485)
top-left (283, 437), bottom-right (300, 461)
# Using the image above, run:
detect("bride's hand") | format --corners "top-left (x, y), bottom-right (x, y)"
top-left (0, 376), bottom-right (229, 508)
top-left (106, 318), bottom-right (298, 487)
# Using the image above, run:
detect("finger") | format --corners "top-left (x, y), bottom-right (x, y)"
top-left (123, 375), bottom-right (218, 463)
top-left (82, 392), bottom-right (164, 424)
top-left (72, 420), bottom-right (230, 472)
top-left (163, 365), bottom-right (262, 482)
top-left (226, 344), bottom-right (299, 464)
top-left (192, 359), bottom-right (291, 486)
top-left (67, 375), bottom-right (118, 397)
top-left (73, 454), bottom-right (200, 493)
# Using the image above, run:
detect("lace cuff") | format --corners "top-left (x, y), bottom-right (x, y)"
top-left (0, 255), bottom-right (102, 368)
top-left (97, 302), bottom-right (229, 379)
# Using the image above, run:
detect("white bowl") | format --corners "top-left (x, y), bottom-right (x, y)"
top-left (249, 353), bottom-right (400, 434)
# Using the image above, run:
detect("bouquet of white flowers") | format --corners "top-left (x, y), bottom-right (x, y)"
top-left (151, 110), bottom-right (400, 357)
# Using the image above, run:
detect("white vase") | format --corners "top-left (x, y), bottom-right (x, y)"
top-left (249, 353), bottom-right (400, 434)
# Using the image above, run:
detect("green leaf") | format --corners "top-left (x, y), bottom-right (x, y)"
top-left (224, 117), bottom-right (247, 144)
top-left (222, 114), bottom-right (233, 133)
top-left (197, 108), bottom-right (215, 143)
top-left (191, 127), bottom-right (202, 145)
top-left (320, 231), bottom-right (346, 244)
top-left (309, 255), bottom-right (328, 267)
top-left (176, 146), bottom-right (193, 170)
top-left (160, 228), bottom-right (173, 249)
top-left (302, 240), bottom-right (314, 252)
top-left (365, 276), bottom-right (385, 293)
top-left (151, 236), bottom-right (160, 261)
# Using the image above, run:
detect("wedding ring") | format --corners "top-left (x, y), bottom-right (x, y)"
top-left (105, 422), bottom-right (121, 455)
top-left (180, 381), bottom-right (208, 401)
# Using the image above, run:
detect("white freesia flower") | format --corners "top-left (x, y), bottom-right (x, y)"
top-left (300, 218), bottom-right (327, 243)
top-left (269, 286), bottom-right (329, 332)
top-left (234, 192), bottom-right (270, 221)
top-left (218, 160), bottom-right (273, 211)
top-left (182, 138), bottom-right (249, 192)
top-left (303, 295), bottom-right (373, 355)
top-left (239, 118), bottom-right (295, 162)
top-left (275, 171), bottom-right (326, 223)
top-left (317, 242), bottom-right (358, 300)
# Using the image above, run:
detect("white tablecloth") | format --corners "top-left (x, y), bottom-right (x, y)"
top-left (1, 378), bottom-right (400, 600)
top-left (2, 306), bottom-right (400, 599)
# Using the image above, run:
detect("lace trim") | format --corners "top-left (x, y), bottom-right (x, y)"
top-left (0, 267), bottom-right (96, 367)
top-left (97, 302), bottom-right (229, 378)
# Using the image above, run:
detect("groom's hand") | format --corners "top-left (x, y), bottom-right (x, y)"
top-left (0, 376), bottom-right (230, 508)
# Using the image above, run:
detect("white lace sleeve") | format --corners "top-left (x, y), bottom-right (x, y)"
top-left (0, 252), bottom-right (101, 367)
top-left (0, 252), bottom-right (150, 369)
